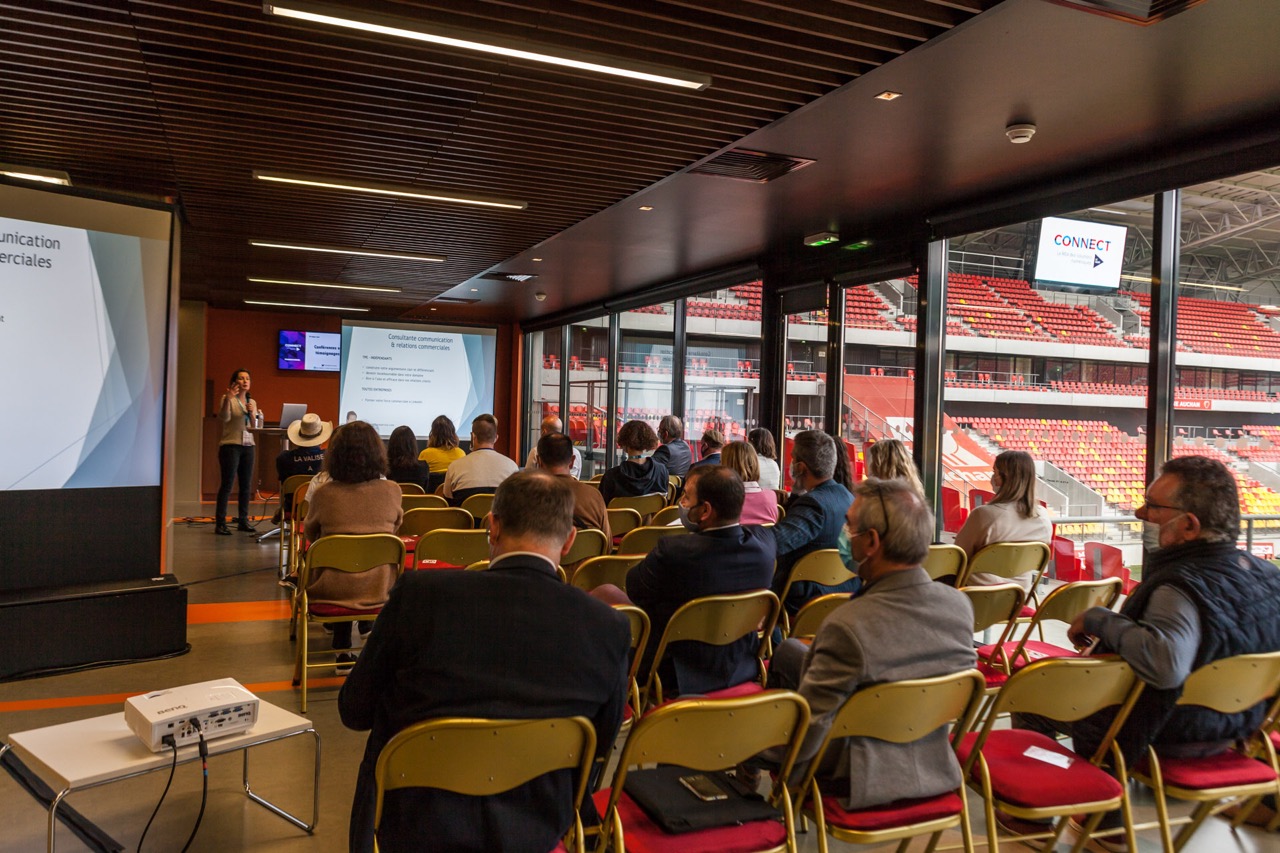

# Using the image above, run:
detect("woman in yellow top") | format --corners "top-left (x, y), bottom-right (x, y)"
top-left (418, 415), bottom-right (465, 492)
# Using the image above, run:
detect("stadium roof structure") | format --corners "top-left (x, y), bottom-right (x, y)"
top-left (2, 0), bottom-right (1279, 323)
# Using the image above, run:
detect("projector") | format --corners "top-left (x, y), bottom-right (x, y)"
top-left (125, 678), bottom-right (260, 752)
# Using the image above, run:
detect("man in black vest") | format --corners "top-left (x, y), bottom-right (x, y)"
top-left (1020, 455), bottom-right (1280, 849)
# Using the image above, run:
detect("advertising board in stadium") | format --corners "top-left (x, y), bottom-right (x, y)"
top-left (1033, 216), bottom-right (1128, 292)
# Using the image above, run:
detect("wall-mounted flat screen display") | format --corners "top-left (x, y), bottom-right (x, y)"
top-left (1033, 216), bottom-right (1128, 292)
top-left (279, 329), bottom-right (340, 372)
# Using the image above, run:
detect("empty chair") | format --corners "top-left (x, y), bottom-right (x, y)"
top-left (401, 494), bottom-right (449, 511)
top-left (608, 493), bottom-right (667, 523)
top-left (415, 529), bottom-right (491, 568)
top-left (398, 482), bottom-right (426, 495)
top-left (978, 578), bottom-right (1122, 677)
top-left (459, 493), bottom-right (495, 525)
top-left (605, 507), bottom-right (644, 542)
top-left (922, 543), bottom-right (967, 583)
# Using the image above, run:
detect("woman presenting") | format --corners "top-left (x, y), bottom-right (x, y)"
top-left (215, 368), bottom-right (260, 535)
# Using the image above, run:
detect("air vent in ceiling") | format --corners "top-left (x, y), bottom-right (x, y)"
top-left (689, 149), bottom-right (815, 184)
top-left (480, 272), bottom-right (538, 283)
top-left (1052, 0), bottom-right (1206, 24)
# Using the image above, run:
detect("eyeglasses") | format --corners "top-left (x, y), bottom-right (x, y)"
top-left (1141, 498), bottom-right (1186, 514)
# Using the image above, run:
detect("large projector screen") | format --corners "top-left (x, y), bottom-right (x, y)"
top-left (0, 182), bottom-right (174, 589)
top-left (339, 320), bottom-right (497, 437)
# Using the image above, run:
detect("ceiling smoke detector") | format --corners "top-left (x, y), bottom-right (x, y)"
top-left (1006, 123), bottom-right (1037, 144)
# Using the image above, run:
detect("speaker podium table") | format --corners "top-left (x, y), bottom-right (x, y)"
top-left (1, 700), bottom-right (319, 852)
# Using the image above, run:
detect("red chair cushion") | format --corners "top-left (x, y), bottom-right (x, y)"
top-left (1139, 750), bottom-right (1279, 790)
top-left (591, 788), bottom-right (786, 853)
top-left (819, 791), bottom-right (963, 832)
top-left (703, 681), bottom-right (765, 700)
top-left (978, 641), bottom-right (1079, 673)
top-left (957, 730), bottom-right (1122, 808)
top-left (976, 660), bottom-right (1008, 689)
top-left (552, 844), bottom-right (569, 853)
top-left (1018, 605), bottom-right (1036, 618)
top-left (309, 603), bottom-right (384, 618)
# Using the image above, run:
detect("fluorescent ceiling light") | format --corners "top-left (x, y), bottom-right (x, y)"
top-left (245, 299), bottom-right (369, 312)
top-left (264, 1), bottom-right (710, 91)
top-left (248, 277), bottom-right (401, 293)
top-left (1119, 272), bottom-right (1243, 292)
top-left (0, 164), bottom-right (71, 186)
top-left (250, 240), bottom-right (444, 262)
top-left (254, 170), bottom-right (527, 210)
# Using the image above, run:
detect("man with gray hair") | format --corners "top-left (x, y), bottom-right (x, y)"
top-left (652, 414), bottom-right (693, 477)
top-left (762, 478), bottom-right (976, 810)
top-left (770, 430), bottom-right (856, 613)
top-left (340, 471), bottom-right (630, 852)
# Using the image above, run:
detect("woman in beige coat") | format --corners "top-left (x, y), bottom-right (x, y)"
top-left (304, 421), bottom-right (403, 666)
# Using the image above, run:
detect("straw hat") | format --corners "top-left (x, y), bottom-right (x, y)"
top-left (287, 412), bottom-right (333, 447)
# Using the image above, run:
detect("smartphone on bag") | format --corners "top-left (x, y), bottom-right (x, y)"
top-left (679, 773), bottom-right (728, 801)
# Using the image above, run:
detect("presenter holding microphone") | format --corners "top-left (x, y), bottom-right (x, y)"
top-left (215, 368), bottom-right (259, 535)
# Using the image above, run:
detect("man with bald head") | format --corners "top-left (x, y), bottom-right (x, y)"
top-left (525, 415), bottom-right (582, 479)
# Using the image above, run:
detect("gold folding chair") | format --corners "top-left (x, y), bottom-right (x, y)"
top-left (616, 524), bottom-right (689, 555)
top-left (788, 593), bottom-right (851, 641)
top-left (415, 528), bottom-right (491, 568)
top-left (961, 583), bottom-right (1027, 703)
top-left (777, 549), bottom-right (856, 637)
top-left (923, 543), bottom-right (967, 583)
top-left (561, 528), bottom-right (608, 565)
top-left (643, 590), bottom-right (781, 708)
top-left (398, 507), bottom-right (474, 537)
top-left (979, 578), bottom-right (1122, 677)
top-left (570, 555), bottom-right (643, 593)
top-left (606, 507), bottom-right (644, 542)
top-left (956, 541), bottom-right (1051, 608)
top-left (793, 670), bottom-right (986, 853)
top-left (613, 605), bottom-right (651, 726)
top-left (594, 691), bottom-right (811, 853)
top-left (958, 657), bottom-right (1146, 853)
top-left (467, 559), bottom-right (566, 582)
top-left (649, 505), bottom-right (682, 528)
top-left (277, 474), bottom-right (312, 580)
top-left (460, 493), bottom-right (495, 525)
top-left (402, 494), bottom-right (449, 511)
top-left (292, 533), bottom-right (405, 712)
top-left (608, 493), bottom-right (668, 523)
top-left (1128, 651), bottom-right (1280, 852)
top-left (374, 716), bottom-right (596, 853)
top-left (398, 481), bottom-right (426, 495)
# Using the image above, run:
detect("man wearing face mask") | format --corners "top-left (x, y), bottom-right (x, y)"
top-left (1016, 455), bottom-right (1280, 849)
top-left (770, 430), bottom-right (857, 614)
top-left (620, 466), bottom-right (775, 697)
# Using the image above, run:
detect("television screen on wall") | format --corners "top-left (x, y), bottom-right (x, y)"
top-left (1033, 216), bottom-right (1128, 293)
top-left (278, 329), bottom-right (340, 372)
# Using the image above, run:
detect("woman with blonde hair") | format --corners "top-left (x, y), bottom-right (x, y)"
top-left (865, 439), bottom-right (925, 499)
top-left (954, 449), bottom-right (1052, 590)
top-left (721, 441), bottom-right (779, 524)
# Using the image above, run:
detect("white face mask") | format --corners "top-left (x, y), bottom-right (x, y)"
top-left (1141, 520), bottom-right (1163, 554)
top-left (789, 465), bottom-right (806, 495)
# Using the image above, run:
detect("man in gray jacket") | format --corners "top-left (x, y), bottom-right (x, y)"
top-left (765, 478), bottom-right (976, 809)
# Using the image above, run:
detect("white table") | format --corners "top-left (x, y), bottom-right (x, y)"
top-left (1, 699), bottom-right (320, 852)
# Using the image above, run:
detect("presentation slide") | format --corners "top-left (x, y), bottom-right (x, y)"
top-left (279, 329), bottom-right (340, 371)
top-left (0, 210), bottom-right (169, 491)
top-left (1034, 216), bottom-right (1128, 291)
top-left (339, 321), bottom-right (496, 437)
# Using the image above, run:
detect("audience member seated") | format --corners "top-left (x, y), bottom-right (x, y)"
top-left (525, 415), bottom-right (582, 478)
top-left (1018, 456), bottom-right (1280, 841)
top-left (748, 427), bottom-right (782, 491)
top-left (385, 425), bottom-right (431, 491)
top-left (864, 439), bottom-right (925, 499)
top-left (441, 413), bottom-right (519, 505)
top-left (303, 421), bottom-right (404, 671)
top-left (276, 412), bottom-right (331, 516)
top-left (771, 430), bottom-right (856, 614)
top-left (600, 419), bottom-right (670, 504)
top-left (722, 441), bottom-right (779, 525)
top-left (761, 479), bottom-right (976, 809)
top-left (595, 466), bottom-right (775, 697)
top-left (339, 472), bottom-right (630, 853)
top-left (417, 415), bottom-right (466, 493)
top-left (652, 414), bottom-right (693, 477)
top-left (537, 431), bottom-right (610, 539)
top-left (954, 450), bottom-right (1052, 590)
top-left (830, 437), bottom-right (855, 492)
top-left (690, 428), bottom-right (726, 469)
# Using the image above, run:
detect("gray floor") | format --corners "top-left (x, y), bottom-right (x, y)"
top-left (1, 521), bottom-right (1276, 852)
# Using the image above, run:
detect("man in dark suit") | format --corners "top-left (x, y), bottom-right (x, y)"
top-left (340, 472), bottom-right (631, 853)
top-left (770, 430), bottom-right (856, 615)
top-left (651, 414), bottom-right (693, 477)
top-left (624, 465), bottom-right (775, 696)
top-left (689, 428), bottom-right (726, 470)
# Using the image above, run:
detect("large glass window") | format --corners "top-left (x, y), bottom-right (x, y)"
top-left (525, 328), bottom-right (562, 464)
top-left (942, 200), bottom-right (1153, 580)
top-left (1174, 167), bottom-right (1280, 555)
top-left (782, 300), bottom-right (828, 488)
top-left (567, 318), bottom-right (610, 477)
top-left (618, 302), bottom-right (675, 461)
top-left (685, 281), bottom-right (762, 453)
top-left (842, 279), bottom-right (916, 483)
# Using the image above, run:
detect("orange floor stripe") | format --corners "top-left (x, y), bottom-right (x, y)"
top-left (0, 678), bottom-right (345, 714)
top-left (187, 600), bottom-right (292, 624)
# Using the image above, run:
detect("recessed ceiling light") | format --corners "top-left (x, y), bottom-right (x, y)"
top-left (639, 205), bottom-right (654, 211)
top-left (248, 277), bottom-right (401, 293)
top-left (264, 1), bottom-right (711, 90)
top-left (245, 299), bottom-right (369, 312)
top-left (470, 288), bottom-right (479, 292)
top-left (874, 91), bottom-right (902, 101)
top-left (0, 163), bottom-right (71, 185)
top-left (253, 170), bottom-right (527, 210)
top-left (430, 307), bottom-right (438, 311)
top-left (250, 240), bottom-right (445, 262)
top-left (532, 257), bottom-right (543, 262)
